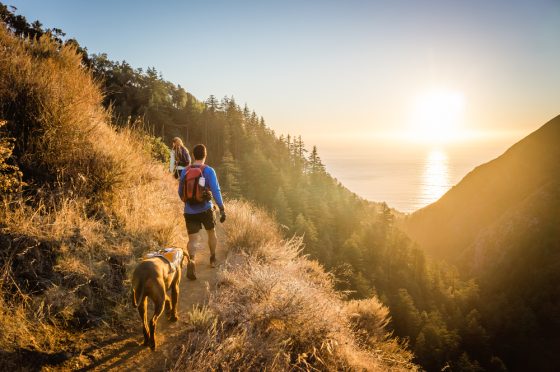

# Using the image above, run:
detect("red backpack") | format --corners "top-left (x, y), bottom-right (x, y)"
top-left (181, 165), bottom-right (209, 204)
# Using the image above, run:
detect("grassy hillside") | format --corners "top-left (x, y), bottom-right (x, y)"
top-left (404, 115), bottom-right (560, 261)
top-left (0, 21), bottom-right (416, 371)
top-left (0, 23), bottom-right (186, 368)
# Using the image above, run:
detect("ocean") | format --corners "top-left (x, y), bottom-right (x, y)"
top-left (320, 137), bottom-right (518, 213)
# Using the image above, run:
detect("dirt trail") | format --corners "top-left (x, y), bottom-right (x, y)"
top-left (65, 227), bottom-right (225, 371)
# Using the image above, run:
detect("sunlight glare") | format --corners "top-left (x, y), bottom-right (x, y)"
top-left (407, 89), bottom-right (466, 143)
top-left (419, 149), bottom-right (451, 206)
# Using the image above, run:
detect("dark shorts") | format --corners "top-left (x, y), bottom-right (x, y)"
top-left (184, 209), bottom-right (215, 234)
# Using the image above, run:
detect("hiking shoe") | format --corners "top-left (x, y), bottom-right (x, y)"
top-left (210, 254), bottom-right (216, 268)
top-left (186, 260), bottom-right (197, 280)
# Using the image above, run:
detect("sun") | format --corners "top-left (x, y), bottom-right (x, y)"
top-left (407, 88), bottom-right (466, 143)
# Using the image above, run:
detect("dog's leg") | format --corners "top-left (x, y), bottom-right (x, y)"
top-left (169, 275), bottom-right (180, 322)
top-left (138, 297), bottom-right (150, 346)
top-left (149, 292), bottom-right (166, 350)
top-left (165, 296), bottom-right (172, 315)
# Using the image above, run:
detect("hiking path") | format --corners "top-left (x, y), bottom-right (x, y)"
top-left (62, 227), bottom-right (225, 371)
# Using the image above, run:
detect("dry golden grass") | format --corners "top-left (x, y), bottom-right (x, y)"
top-left (0, 25), bottom-right (186, 367)
top-left (172, 201), bottom-right (417, 371)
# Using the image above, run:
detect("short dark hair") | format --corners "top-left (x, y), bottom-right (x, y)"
top-left (193, 144), bottom-right (207, 160)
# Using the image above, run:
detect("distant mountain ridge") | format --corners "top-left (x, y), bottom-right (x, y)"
top-left (404, 114), bottom-right (560, 263)
top-left (403, 115), bottom-right (560, 370)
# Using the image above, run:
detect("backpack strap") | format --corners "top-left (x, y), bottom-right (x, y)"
top-left (190, 164), bottom-right (207, 174)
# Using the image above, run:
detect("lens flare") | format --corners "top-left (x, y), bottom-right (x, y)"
top-left (407, 88), bottom-right (466, 143)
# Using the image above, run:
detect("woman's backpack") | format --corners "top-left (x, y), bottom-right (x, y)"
top-left (181, 165), bottom-right (211, 204)
top-left (175, 147), bottom-right (189, 167)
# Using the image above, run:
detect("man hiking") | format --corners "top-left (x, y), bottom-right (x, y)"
top-left (178, 144), bottom-right (225, 280)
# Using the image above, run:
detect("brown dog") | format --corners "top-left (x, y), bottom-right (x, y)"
top-left (131, 248), bottom-right (185, 350)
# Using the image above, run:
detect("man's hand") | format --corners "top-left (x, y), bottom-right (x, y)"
top-left (219, 208), bottom-right (226, 223)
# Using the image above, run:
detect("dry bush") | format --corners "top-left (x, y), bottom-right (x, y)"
top-left (345, 297), bottom-right (391, 344)
top-left (173, 201), bottom-right (417, 371)
top-left (185, 305), bottom-right (217, 332)
top-left (0, 27), bottom-right (104, 190)
top-left (224, 200), bottom-right (298, 263)
top-left (345, 298), bottom-right (417, 369)
top-left (108, 127), bottom-right (185, 248)
top-left (225, 200), bottom-right (282, 249)
top-left (0, 119), bottom-right (23, 194)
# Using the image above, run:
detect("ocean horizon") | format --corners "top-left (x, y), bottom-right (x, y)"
top-left (320, 136), bottom-right (520, 213)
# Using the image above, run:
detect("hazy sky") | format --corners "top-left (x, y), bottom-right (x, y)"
top-left (8, 0), bottom-right (560, 147)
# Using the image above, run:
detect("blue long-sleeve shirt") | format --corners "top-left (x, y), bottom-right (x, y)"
top-left (178, 164), bottom-right (224, 214)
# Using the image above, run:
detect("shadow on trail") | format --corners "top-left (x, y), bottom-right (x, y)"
top-left (0, 348), bottom-right (71, 370)
top-left (76, 333), bottom-right (143, 372)
top-left (71, 226), bottom-right (223, 371)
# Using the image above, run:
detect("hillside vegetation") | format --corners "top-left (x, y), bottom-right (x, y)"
top-left (172, 201), bottom-right (416, 371)
top-left (0, 22), bottom-right (185, 368)
top-left (404, 116), bottom-right (560, 370)
top-left (0, 15), bottom-right (416, 371)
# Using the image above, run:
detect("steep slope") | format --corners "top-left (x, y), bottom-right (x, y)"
top-left (404, 116), bottom-right (560, 370)
top-left (404, 114), bottom-right (560, 262)
top-left (0, 23), bottom-right (187, 369)
top-left (463, 179), bottom-right (560, 370)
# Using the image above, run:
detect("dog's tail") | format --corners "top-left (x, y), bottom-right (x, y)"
top-left (132, 284), bottom-right (144, 307)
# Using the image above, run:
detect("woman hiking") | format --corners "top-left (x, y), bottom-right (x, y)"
top-left (170, 137), bottom-right (191, 179)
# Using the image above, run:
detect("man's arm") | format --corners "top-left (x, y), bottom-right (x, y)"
top-left (206, 167), bottom-right (224, 210)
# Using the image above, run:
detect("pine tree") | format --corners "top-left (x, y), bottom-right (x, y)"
top-left (205, 95), bottom-right (219, 112)
top-left (218, 151), bottom-right (241, 198)
top-left (272, 187), bottom-right (292, 227)
top-left (242, 103), bottom-right (251, 122)
top-left (294, 213), bottom-right (319, 246)
top-left (308, 145), bottom-right (325, 174)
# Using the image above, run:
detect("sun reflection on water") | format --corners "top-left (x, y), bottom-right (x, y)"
top-left (420, 149), bottom-right (451, 206)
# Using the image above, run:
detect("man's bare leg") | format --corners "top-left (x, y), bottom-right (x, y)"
top-left (207, 228), bottom-right (217, 267)
top-left (187, 233), bottom-right (200, 259)
top-left (186, 233), bottom-right (200, 279)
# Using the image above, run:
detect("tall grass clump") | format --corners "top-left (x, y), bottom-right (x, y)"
top-left (0, 23), bottom-right (185, 366)
top-left (173, 201), bottom-right (417, 371)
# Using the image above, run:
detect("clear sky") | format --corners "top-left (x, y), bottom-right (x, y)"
top-left (7, 0), bottom-right (560, 147)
